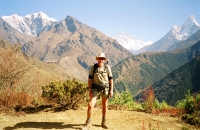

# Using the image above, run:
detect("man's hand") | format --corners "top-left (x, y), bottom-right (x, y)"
top-left (109, 91), bottom-right (113, 98)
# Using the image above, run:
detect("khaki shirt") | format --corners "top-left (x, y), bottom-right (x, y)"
top-left (89, 64), bottom-right (112, 85)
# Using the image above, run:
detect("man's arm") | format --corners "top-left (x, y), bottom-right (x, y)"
top-left (88, 78), bottom-right (93, 98)
top-left (109, 78), bottom-right (113, 97)
top-left (88, 65), bottom-right (94, 91)
top-left (88, 78), bottom-right (93, 90)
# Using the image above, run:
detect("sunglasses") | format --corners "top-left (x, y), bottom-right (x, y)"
top-left (98, 58), bottom-right (105, 60)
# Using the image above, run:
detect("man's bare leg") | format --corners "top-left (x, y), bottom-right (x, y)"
top-left (87, 97), bottom-right (97, 119)
top-left (101, 97), bottom-right (109, 129)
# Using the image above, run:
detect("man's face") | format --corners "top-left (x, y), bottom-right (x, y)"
top-left (97, 58), bottom-right (105, 65)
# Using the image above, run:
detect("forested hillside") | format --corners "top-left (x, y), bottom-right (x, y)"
top-left (153, 55), bottom-right (200, 105)
top-left (113, 40), bottom-right (200, 101)
top-left (112, 52), bottom-right (188, 96)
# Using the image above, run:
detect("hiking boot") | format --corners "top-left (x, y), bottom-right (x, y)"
top-left (101, 120), bottom-right (109, 129)
top-left (82, 120), bottom-right (92, 130)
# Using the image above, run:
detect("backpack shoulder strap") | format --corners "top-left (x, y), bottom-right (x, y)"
top-left (93, 62), bottom-right (109, 77)
top-left (93, 63), bottom-right (98, 77)
top-left (104, 62), bottom-right (109, 76)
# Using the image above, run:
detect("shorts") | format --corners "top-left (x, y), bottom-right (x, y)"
top-left (92, 87), bottom-right (109, 99)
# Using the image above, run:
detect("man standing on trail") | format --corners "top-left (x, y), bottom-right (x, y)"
top-left (82, 52), bottom-right (114, 130)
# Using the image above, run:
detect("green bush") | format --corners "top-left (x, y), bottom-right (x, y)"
top-left (42, 78), bottom-right (88, 109)
top-left (182, 114), bottom-right (200, 127)
top-left (160, 100), bottom-right (169, 109)
top-left (196, 93), bottom-right (200, 111)
top-left (109, 90), bottom-right (134, 110)
top-left (185, 90), bottom-right (195, 114)
top-left (153, 98), bottom-right (161, 109)
top-left (132, 101), bottom-right (144, 111)
top-left (178, 90), bottom-right (200, 127)
top-left (153, 99), bottom-right (170, 110)
top-left (176, 99), bottom-right (186, 109)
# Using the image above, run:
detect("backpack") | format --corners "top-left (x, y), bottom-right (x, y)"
top-left (92, 62), bottom-right (110, 92)
top-left (92, 61), bottom-right (109, 77)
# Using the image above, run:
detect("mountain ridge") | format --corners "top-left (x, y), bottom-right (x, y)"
top-left (2, 12), bottom-right (200, 55)
top-left (2, 11), bottom-right (58, 36)
top-left (20, 15), bottom-right (132, 80)
top-left (113, 39), bottom-right (200, 97)
top-left (136, 15), bottom-right (200, 54)
top-left (1, 12), bottom-right (132, 81)
top-left (153, 54), bottom-right (200, 105)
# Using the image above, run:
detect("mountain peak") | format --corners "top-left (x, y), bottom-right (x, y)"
top-left (183, 15), bottom-right (199, 27)
top-left (2, 14), bottom-right (22, 21)
top-left (136, 15), bottom-right (200, 53)
top-left (180, 15), bottom-right (200, 39)
top-left (1, 12), bottom-right (58, 36)
top-left (112, 32), bottom-right (153, 53)
top-left (189, 15), bottom-right (198, 24)
top-left (25, 11), bottom-right (57, 22)
top-left (168, 15), bottom-right (200, 41)
top-left (65, 15), bottom-right (80, 24)
top-left (64, 15), bottom-right (79, 33)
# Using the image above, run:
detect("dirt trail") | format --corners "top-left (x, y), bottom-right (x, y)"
top-left (0, 107), bottom-right (197, 130)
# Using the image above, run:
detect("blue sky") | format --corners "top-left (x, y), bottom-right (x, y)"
top-left (0, 0), bottom-right (199, 42)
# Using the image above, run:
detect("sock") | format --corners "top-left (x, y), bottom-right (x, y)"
top-left (87, 118), bottom-right (91, 122)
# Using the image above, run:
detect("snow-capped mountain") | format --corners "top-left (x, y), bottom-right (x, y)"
top-left (137, 15), bottom-right (200, 53)
top-left (112, 32), bottom-right (153, 54)
top-left (1, 11), bottom-right (58, 36)
top-left (180, 15), bottom-right (200, 39)
top-left (169, 15), bottom-right (200, 41)
top-left (2, 12), bottom-right (199, 55)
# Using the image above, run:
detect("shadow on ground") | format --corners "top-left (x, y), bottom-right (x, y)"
top-left (4, 121), bottom-right (83, 130)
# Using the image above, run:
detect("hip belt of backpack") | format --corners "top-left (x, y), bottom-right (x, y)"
top-left (92, 83), bottom-right (109, 93)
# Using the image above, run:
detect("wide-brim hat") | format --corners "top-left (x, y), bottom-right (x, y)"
top-left (96, 52), bottom-right (107, 61)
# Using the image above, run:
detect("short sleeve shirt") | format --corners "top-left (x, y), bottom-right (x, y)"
top-left (89, 64), bottom-right (112, 85)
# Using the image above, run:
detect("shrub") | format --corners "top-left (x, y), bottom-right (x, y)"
top-left (185, 90), bottom-right (195, 114)
top-left (142, 86), bottom-right (154, 113)
top-left (179, 90), bottom-right (200, 127)
top-left (153, 98), bottom-right (161, 109)
top-left (42, 78), bottom-right (88, 110)
top-left (176, 99), bottom-right (187, 109)
top-left (32, 96), bottom-right (45, 106)
top-left (160, 100), bottom-right (169, 109)
top-left (0, 90), bottom-right (33, 112)
top-left (132, 101), bottom-right (144, 111)
top-left (0, 48), bottom-right (37, 112)
top-left (0, 49), bottom-right (34, 92)
top-left (109, 90), bottom-right (134, 110)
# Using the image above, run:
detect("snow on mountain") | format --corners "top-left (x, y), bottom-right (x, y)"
top-left (2, 11), bottom-right (58, 36)
top-left (136, 15), bottom-right (200, 54)
top-left (169, 15), bottom-right (200, 41)
top-left (112, 32), bottom-right (153, 53)
top-left (180, 15), bottom-right (200, 39)
top-left (114, 15), bottom-right (200, 54)
top-left (2, 12), bottom-right (199, 55)
top-left (25, 11), bottom-right (57, 23)
top-left (2, 14), bottom-right (31, 34)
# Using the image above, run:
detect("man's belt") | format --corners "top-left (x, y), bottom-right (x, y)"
top-left (92, 83), bottom-right (109, 91)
